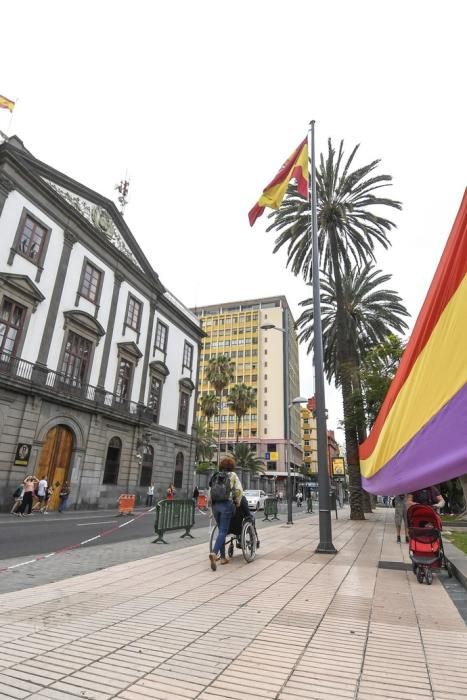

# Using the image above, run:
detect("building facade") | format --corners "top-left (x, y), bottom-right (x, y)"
top-left (192, 296), bottom-right (302, 487)
top-left (0, 135), bottom-right (202, 510)
top-left (301, 399), bottom-right (318, 476)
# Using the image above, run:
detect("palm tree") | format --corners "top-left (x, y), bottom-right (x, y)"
top-left (193, 418), bottom-right (217, 464)
top-left (296, 263), bottom-right (409, 517)
top-left (230, 443), bottom-right (265, 475)
top-left (199, 392), bottom-right (218, 426)
top-left (268, 140), bottom-right (402, 519)
top-left (228, 383), bottom-right (257, 443)
top-left (205, 355), bottom-right (235, 463)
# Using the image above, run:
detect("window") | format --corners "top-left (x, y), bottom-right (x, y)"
top-left (264, 414), bottom-right (268, 420)
top-left (264, 361), bottom-right (268, 367)
top-left (178, 392), bottom-right (190, 432)
top-left (264, 374), bottom-right (268, 380)
top-left (0, 298), bottom-right (26, 359)
top-left (115, 358), bottom-right (134, 401)
top-left (154, 320), bottom-right (168, 353)
top-left (148, 376), bottom-right (162, 422)
top-left (125, 295), bottom-right (142, 332)
top-left (304, 440), bottom-right (310, 446)
top-left (264, 400), bottom-right (267, 407)
top-left (79, 261), bottom-right (102, 304)
top-left (139, 445), bottom-right (154, 486)
top-left (174, 452), bottom-right (184, 489)
top-left (103, 436), bottom-right (122, 485)
top-left (60, 331), bottom-right (91, 386)
top-left (264, 428), bottom-right (267, 435)
top-left (264, 387), bottom-right (267, 393)
top-left (267, 444), bottom-right (277, 451)
top-left (183, 342), bottom-right (193, 370)
top-left (16, 214), bottom-right (47, 263)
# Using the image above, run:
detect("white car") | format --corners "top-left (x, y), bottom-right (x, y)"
top-left (244, 489), bottom-right (266, 511)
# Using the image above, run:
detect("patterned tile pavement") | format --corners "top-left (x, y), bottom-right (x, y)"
top-left (0, 509), bottom-right (465, 699)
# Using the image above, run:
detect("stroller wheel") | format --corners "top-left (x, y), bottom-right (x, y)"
top-left (417, 568), bottom-right (425, 584)
top-left (446, 561), bottom-right (453, 578)
top-left (426, 569), bottom-right (433, 585)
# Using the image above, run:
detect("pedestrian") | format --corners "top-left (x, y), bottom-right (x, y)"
top-left (10, 483), bottom-right (24, 515)
top-left (278, 490), bottom-right (284, 504)
top-left (296, 491), bottom-right (303, 508)
top-left (393, 494), bottom-right (409, 543)
top-left (407, 485), bottom-right (445, 510)
top-left (33, 475), bottom-right (48, 513)
top-left (166, 483), bottom-right (175, 500)
top-left (41, 484), bottom-right (53, 514)
top-left (59, 482), bottom-right (70, 512)
top-left (193, 485), bottom-right (200, 501)
top-left (146, 482), bottom-right (155, 507)
top-left (208, 456), bottom-right (243, 571)
top-left (19, 475), bottom-right (37, 515)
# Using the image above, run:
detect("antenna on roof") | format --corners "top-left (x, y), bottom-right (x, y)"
top-left (115, 175), bottom-right (130, 215)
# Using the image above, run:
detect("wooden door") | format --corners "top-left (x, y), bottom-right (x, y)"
top-left (37, 426), bottom-right (74, 511)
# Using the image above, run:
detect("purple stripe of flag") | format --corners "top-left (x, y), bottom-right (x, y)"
top-left (362, 383), bottom-right (467, 495)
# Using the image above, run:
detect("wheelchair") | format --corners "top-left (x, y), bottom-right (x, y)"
top-left (209, 507), bottom-right (260, 563)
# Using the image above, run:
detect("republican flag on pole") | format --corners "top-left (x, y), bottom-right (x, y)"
top-left (360, 190), bottom-right (467, 495)
top-left (0, 95), bottom-right (15, 112)
top-left (249, 138), bottom-right (308, 226)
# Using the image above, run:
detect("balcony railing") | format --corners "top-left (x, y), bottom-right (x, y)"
top-left (0, 353), bottom-right (141, 418)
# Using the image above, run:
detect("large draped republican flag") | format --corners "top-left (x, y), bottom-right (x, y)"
top-left (360, 190), bottom-right (467, 495)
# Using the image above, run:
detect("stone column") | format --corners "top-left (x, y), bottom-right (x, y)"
top-left (97, 272), bottom-right (123, 389)
top-left (138, 300), bottom-right (156, 404)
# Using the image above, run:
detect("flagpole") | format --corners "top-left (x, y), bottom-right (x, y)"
top-left (6, 98), bottom-right (18, 136)
top-left (309, 119), bottom-right (336, 554)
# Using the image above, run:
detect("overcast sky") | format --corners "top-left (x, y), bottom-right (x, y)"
top-left (2, 0), bottom-right (466, 443)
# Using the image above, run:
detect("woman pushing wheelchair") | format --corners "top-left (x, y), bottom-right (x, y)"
top-left (208, 456), bottom-right (258, 571)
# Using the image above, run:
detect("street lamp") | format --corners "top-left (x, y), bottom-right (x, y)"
top-left (261, 321), bottom-right (305, 525)
top-left (287, 396), bottom-right (308, 524)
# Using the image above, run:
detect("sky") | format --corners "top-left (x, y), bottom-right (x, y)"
top-left (1, 0), bottom-right (466, 444)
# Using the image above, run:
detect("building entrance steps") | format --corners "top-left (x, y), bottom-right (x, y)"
top-left (0, 510), bottom-right (465, 699)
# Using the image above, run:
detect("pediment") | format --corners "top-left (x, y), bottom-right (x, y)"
top-left (117, 341), bottom-right (143, 361)
top-left (42, 179), bottom-right (143, 271)
top-left (179, 377), bottom-right (195, 393)
top-left (0, 273), bottom-right (45, 310)
top-left (63, 309), bottom-right (106, 338)
top-left (149, 360), bottom-right (170, 377)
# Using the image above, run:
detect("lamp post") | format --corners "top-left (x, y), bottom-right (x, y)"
top-left (261, 320), bottom-right (306, 525)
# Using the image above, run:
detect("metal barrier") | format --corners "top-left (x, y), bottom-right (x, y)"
top-left (153, 498), bottom-right (195, 544)
top-left (118, 494), bottom-right (135, 515)
top-left (307, 497), bottom-right (313, 513)
top-left (263, 497), bottom-right (280, 521)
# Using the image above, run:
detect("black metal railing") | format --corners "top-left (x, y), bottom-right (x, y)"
top-left (0, 353), bottom-right (141, 417)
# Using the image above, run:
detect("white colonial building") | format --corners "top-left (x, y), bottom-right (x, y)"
top-left (0, 135), bottom-right (202, 510)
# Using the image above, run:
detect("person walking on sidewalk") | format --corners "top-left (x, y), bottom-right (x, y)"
top-left (146, 483), bottom-right (155, 507)
top-left (32, 476), bottom-right (48, 513)
top-left (20, 475), bottom-right (37, 515)
top-left (166, 484), bottom-right (175, 500)
top-left (208, 456), bottom-right (243, 571)
top-left (58, 482), bottom-right (70, 512)
top-left (393, 494), bottom-right (409, 543)
top-left (10, 483), bottom-right (24, 515)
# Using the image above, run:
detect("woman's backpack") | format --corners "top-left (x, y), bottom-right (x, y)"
top-left (209, 472), bottom-right (233, 502)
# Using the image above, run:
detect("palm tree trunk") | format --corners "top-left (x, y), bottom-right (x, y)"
top-left (329, 229), bottom-right (364, 520)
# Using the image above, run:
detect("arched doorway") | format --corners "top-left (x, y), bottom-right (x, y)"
top-left (37, 425), bottom-right (74, 511)
top-left (103, 437), bottom-right (122, 485)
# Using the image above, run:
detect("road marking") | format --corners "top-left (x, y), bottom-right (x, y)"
top-left (80, 535), bottom-right (102, 544)
top-left (0, 506), bottom-right (157, 574)
top-left (76, 521), bottom-right (115, 526)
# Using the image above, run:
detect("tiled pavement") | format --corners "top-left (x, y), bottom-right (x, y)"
top-left (0, 510), bottom-right (465, 700)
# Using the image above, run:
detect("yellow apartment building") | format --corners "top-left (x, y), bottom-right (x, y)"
top-left (192, 296), bottom-right (302, 487)
top-left (301, 400), bottom-right (318, 476)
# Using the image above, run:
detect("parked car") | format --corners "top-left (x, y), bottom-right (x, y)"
top-left (244, 489), bottom-right (266, 511)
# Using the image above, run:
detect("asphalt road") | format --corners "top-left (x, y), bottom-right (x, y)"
top-left (0, 502), bottom-right (308, 560)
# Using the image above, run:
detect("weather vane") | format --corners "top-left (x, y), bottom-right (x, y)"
top-left (115, 176), bottom-right (130, 215)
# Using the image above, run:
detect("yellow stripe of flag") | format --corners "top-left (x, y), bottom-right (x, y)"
top-left (0, 95), bottom-right (15, 112)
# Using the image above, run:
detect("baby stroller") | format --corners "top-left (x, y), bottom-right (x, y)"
top-left (407, 504), bottom-right (453, 584)
top-left (209, 507), bottom-right (260, 563)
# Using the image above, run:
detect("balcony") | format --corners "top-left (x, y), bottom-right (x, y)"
top-left (0, 353), bottom-right (147, 422)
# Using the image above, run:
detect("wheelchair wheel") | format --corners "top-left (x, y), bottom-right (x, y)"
top-left (228, 540), bottom-right (234, 558)
top-left (241, 519), bottom-right (257, 563)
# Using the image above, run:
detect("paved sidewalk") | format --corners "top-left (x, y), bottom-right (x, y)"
top-left (0, 510), bottom-right (465, 700)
